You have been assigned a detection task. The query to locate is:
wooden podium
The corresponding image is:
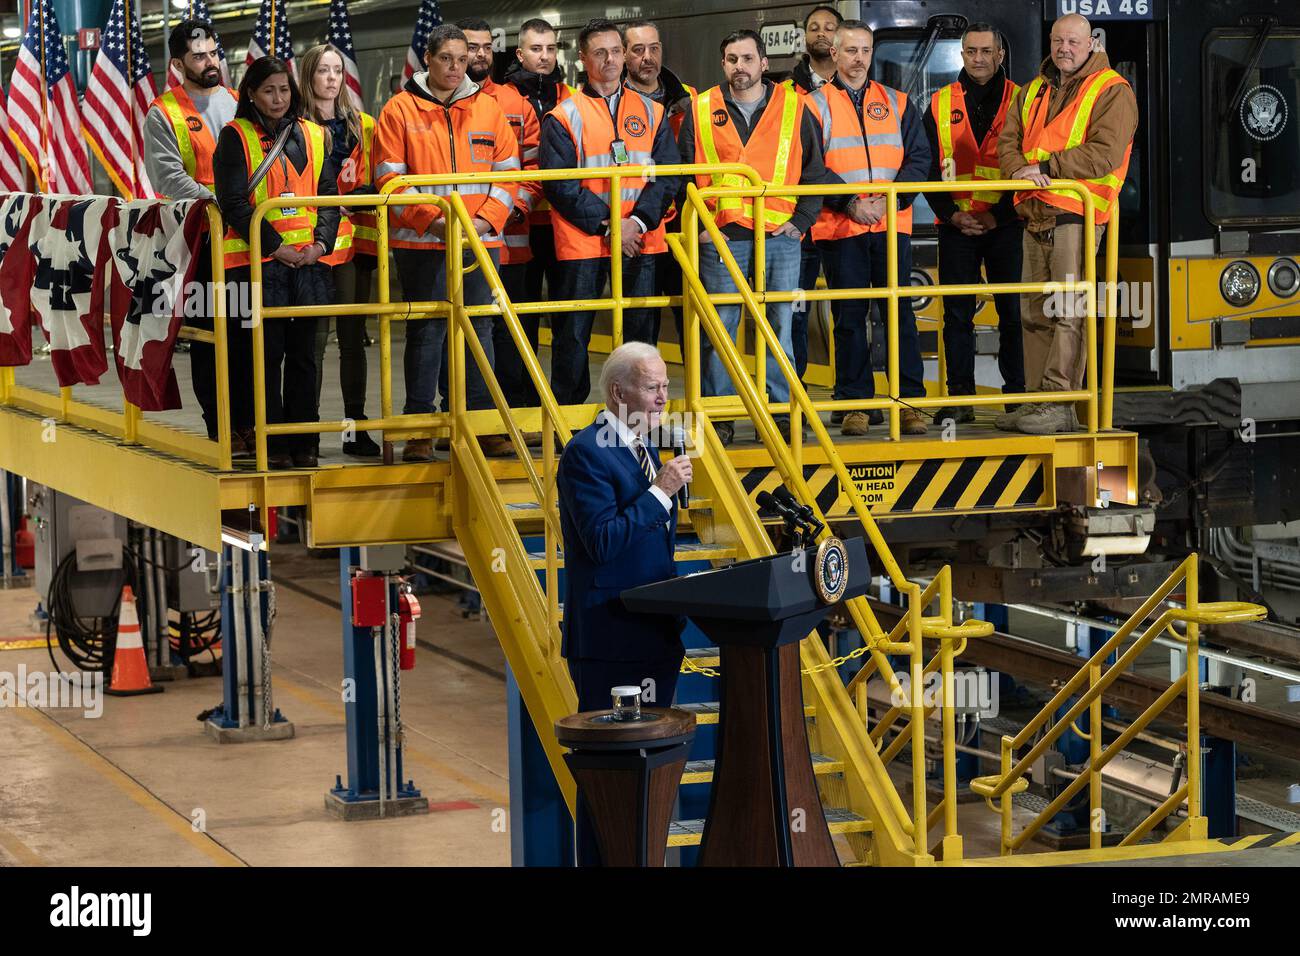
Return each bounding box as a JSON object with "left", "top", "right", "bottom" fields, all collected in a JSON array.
[
  {"left": 622, "top": 537, "right": 870, "bottom": 866},
  {"left": 555, "top": 707, "right": 696, "bottom": 867}
]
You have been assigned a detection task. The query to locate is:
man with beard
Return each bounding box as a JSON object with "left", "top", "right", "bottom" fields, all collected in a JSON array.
[
  {"left": 677, "top": 29, "right": 830, "bottom": 445},
  {"left": 144, "top": 19, "right": 242, "bottom": 454},
  {"left": 790, "top": 4, "right": 841, "bottom": 94},
  {"left": 623, "top": 19, "right": 693, "bottom": 351}
]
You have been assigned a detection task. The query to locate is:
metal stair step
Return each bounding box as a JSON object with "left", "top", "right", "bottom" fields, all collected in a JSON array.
[
  {"left": 667, "top": 807, "right": 872, "bottom": 847},
  {"left": 681, "top": 752, "right": 843, "bottom": 785},
  {"left": 526, "top": 539, "right": 737, "bottom": 570},
  {"left": 676, "top": 701, "right": 815, "bottom": 725},
  {"left": 683, "top": 646, "right": 720, "bottom": 668}
]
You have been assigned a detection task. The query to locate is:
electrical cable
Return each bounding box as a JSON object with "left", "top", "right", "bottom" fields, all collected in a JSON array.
[{"left": 44, "top": 545, "right": 137, "bottom": 674}]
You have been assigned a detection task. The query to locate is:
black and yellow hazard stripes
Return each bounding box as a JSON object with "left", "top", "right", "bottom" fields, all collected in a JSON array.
[{"left": 740, "top": 453, "right": 1052, "bottom": 518}]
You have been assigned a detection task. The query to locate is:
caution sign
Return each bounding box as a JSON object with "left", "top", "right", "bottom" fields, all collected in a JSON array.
[{"left": 739, "top": 454, "right": 1052, "bottom": 519}]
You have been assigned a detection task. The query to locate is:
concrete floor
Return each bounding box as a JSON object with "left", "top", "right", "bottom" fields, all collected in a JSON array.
[{"left": 0, "top": 561, "right": 510, "bottom": 867}]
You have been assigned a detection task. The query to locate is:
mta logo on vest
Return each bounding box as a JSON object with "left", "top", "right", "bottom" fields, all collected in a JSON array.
[
  {"left": 185, "top": 116, "right": 203, "bottom": 133},
  {"left": 623, "top": 115, "right": 647, "bottom": 137},
  {"left": 711, "top": 109, "right": 728, "bottom": 127},
  {"left": 867, "top": 100, "right": 891, "bottom": 120},
  {"left": 950, "top": 108, "right": 964, "bottom": 124}
]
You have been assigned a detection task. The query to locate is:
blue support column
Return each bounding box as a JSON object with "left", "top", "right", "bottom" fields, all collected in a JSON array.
[
  {"left": 205, "top": 546, "right": 292, "bottom": 741},
  {"left": 327, "top": 547, "right": 424, "bottom": 817},
  {"left": 1202, "top": 735, "right": 1236, "bottom": 839},
  {"left": 507, "top": 664, "right": 573, "bottom": 866}
]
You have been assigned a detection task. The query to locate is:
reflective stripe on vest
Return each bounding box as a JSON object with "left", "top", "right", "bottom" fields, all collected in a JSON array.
[
  {"left": 810, "top": 81, "right": 913, "bottom": 240},
  {"left": 156, "top": 88, "right": 217, "bottom": 193},
  {"left": 1016, "top": 69, "right": 1131, "bottom": 223},
  {"left": 549, "top": 88, "right": 667, "bottom": 260},
  {"left": 224, "top": 118, "right": 325, "bottom": 268},
  {"left": 933, "top": 79, "right": 1019, "bottom": 217},
  {"left": 693, "top": 84, "right": 801, "bottom": 231}
]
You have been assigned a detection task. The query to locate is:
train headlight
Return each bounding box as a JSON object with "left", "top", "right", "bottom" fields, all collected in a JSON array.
[
  {"left": 1267, "top": 258, "right": 1300, "bottom": 298},
  {"left": 909, "top": 268, "right": 933, "bottom": 312},
  {"left": 1219, "top": 260, "right": 1260, "bottom": 307}
]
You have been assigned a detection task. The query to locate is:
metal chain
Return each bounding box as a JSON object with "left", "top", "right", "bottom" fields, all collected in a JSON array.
[
  {"left": 679, "top": 636, "right": 883, "bottom": 679},
  {"left": 390, "top": 612, "right": 403, "bottom": 750},
  {"left": 261, "top": 580, "right": 274, "bottom": 729}
]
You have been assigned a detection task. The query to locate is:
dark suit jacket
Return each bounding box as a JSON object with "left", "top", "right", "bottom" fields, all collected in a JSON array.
[{"left": 556, "top": 414, "right": 683, "bottom": 662}]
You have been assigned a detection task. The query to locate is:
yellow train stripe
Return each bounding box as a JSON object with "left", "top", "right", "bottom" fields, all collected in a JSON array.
[{"left": 15, "top": 706, "right": 246, "bottom": 867}]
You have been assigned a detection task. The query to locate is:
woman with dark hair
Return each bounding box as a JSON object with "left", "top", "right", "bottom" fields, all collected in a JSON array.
[
  {"left": 214, "top": 55, "right": 340, "bottom": 469},
  {"left": 300, "top": 43, "right": 381, "bottom": 459}
]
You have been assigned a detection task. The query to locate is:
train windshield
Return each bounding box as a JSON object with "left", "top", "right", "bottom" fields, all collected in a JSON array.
[
  {"left": 1205, "top": 28, "right": 1300, "bottom": 225},
  {"left": 873, "top": 32, "right": 965, "bottom": 229}
]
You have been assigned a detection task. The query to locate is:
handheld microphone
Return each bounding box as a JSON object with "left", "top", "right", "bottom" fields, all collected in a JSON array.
[{"left": 670, "top": 425, "right": 689, "bottom": 509}]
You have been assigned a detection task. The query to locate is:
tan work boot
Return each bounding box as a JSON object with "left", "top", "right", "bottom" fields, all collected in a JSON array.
[
  {"left": 479, "top": 434, "right": 515, "bottom": 457},
  {"left": 1016, "top": 402, "right": 1080, "bottom": 435},
  {"left": 995, "top": 403, "right": 1036, "bottom": 431},
  {"left": 402, "top": 438, "right": 433, "bottom": 462},
  {"left": 841, "top": 411, "right": 871, "bottom": 436},
  {"left": 523, "top": 431, "right": 543, "bottom": 448},
  {"left": 901, "top": 408, "right": 929, "bottom": 436}
]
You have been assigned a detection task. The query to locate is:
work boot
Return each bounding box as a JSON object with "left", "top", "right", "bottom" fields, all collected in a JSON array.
[
  {"left": 715, "top": 421, "right": 735, "bottom": 446},
  {"left": 933, "top": 406, "right": 975, "bottom": 429},
  {"left": 231, "top": 429, "right": 255, "bottom": 460},
  {"left": 480, "top": 434, "right": 515, "bottom": 457},
  {"left": 435, "top": 436, "right": 451, "bottom": 451},
  {"left": 995, "top": 403, "right": 1037, "bottom": 431},
  {"left": 402, "top": 438, "right": 433, "bottom": 462},
  {"left": 772, "top": 415, "right": 809, "bottom": 443},
  {"left": 1017, "top": 402, "right": 1080, "bottom": 435},
  {"left": 841, "top": 411, "right": 871, "bottom": 436},
  {"left": 292, "top": 450, "right": 318, "bottom": 469},
  {"left": 268, "top": 451, "right": 293, "bottom": 470},
  {"left": 523, "top": 431, "right": 543, "bottom": 448},
  {"left": 901, "top": 408, "right": 929, "bottom": 436},
  {"left": 343, "top": 431, "right": 381, "bottom": 459}
]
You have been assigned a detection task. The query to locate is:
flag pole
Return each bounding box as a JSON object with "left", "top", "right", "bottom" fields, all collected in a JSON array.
[
  {"left": 268, "top": 0, "right": 276, "bottom": 59},
  {"left": 36, "top": 0, "right": 52, "bottom": 190},
  {"left": 124, "top": 0, "right": 136, "bottom": 196}
]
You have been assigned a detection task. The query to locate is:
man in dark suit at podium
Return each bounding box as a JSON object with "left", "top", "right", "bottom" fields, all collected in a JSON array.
[{"left": 557, "top": 341, "right": 693, "bottom": 712}]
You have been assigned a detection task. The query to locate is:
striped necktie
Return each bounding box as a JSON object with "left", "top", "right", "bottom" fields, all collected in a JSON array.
[{"left": 634, "top": 441, "right": 655, "bottom": 482}]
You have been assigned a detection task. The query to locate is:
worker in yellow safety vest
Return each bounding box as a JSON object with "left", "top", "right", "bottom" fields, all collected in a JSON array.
[
  {"left": 676, "top": 28, "right": 831, "bottom": 446},
  {"left": 143, "top": 18, "right": 239, "bottom": 451},
  {"left": 997, "top": 12, "right": 1136, "bottom": 435},
  {"left": 923, "top": 23, "right": 1026, "bottom": 431}
]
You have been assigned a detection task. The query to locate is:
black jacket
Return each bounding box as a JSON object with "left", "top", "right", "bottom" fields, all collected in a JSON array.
[
  {"left": 677, "top": 81, "right": 835, "bottom": 239},
  {"left": 214, "top": 112, "right": 340, "bottom": 255},
  {"left": 504, "top": 60, "right": 570, "bottom": 122},
  {"left": 922, "top": 68, "right": 1018, "bottom": 226},
  {"left": 789, "top": 55, "right": 832, "bottom": 95},
  {"left": 538, "top": 84, "right": 681, "bottom": 237}
]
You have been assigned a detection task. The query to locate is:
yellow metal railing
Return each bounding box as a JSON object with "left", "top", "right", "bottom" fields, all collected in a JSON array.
[{"left": 968, "top": 554, "right": 1265, "bottom": 855}]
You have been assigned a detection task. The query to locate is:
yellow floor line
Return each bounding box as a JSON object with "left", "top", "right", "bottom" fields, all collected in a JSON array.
[
  {"left": 0, "top": 825, "right": 45, "bottom": 865},
  {"left": 16, "top": 707, "right": 245, "bottom": 867},
  {"left": 274, "top": 674, "right": 510, "bottom": 806},
  {"left": 0, "top": 639, "right": 48, "bottom": 651}
]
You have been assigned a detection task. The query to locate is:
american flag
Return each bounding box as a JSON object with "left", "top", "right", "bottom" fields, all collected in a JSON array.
[
  {"left": 246, "top": 0, "right": 295, "bottom": 72},
  {"left": 327, "top": 0, "right": 364, "bottom": 112},
  {"left": 0, "top": 89, "right": 26, "bottom": 192},
  {"left": 166, "top": 0, "right": 232, "bottom": 89},
  {"left": 404, "top": 0, "right": 442, "bottom": 80},
  {"left": 6, "top": 0, "right": 93, "bottom": 195},
  {"left": 83, "top": 0, "right": 157, "bottom": 199}
]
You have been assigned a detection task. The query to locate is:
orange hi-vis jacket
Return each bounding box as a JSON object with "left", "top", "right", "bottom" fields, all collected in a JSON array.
[
  {"left": 546, "top": 88, "right": 667, "bottom": 261},
  {"left": 151, "top": 85, "right": 221, "bottom": 195},
  {"left": 223, "top": 118, "right": 325, "bottom": 270},
  {"left": 323, "top": 111, "right": 378, "bottom": 266},
  {"left": 523, "top": 81, "right": 574, "bottom": 227},
  {"left": 931, "top": 78, "right": 1018, "bottom": 222},
  {"left": 1015, "top": 68, "right": 1132, "bottom": 225},
  {"left": 691, "top": 83, "right": 805, "bottom": 232},
  {"left": 373, "top": 77, "right": 521, "bottom": 250},
  {"left": 482, "top": 78, "right": 540, "bottom": 265},
  {"left": 807, "top": 80, "right": 913, "bottom": 240}
]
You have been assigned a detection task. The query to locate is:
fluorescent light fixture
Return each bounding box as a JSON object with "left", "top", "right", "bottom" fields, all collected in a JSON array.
[
  {"left": 172, "top": 0, "right": 188, "bottom": 8},
  {"left": 3, "top": 25, "right": 21, "bottom": 39}
]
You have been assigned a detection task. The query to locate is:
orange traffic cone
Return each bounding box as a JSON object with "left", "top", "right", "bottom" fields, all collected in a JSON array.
[{"left": 106, "top": 585, "right": 164, "bottom": 697}]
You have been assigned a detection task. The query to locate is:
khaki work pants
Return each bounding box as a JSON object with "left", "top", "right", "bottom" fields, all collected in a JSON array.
[{"left": 1020, "top": 223, "right": 1105, "bottom": 392}]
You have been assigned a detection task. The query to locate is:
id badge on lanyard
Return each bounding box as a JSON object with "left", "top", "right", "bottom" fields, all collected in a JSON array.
[
  {"left": 277, "top": 156, "right": 298, "bottom": 216},
  {"left": 611, "top": 138, "right": 629, "bottom": 166}
]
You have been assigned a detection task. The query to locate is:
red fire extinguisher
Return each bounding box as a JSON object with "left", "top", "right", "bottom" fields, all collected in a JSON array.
[{"left": 398, "top": 584, "right": 421, "bottom": 671}]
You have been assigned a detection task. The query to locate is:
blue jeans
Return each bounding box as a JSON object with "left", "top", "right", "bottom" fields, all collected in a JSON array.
[
  {"left": 818, "top": 231, "right": 926, "bottom": 400},
  {"left": 699, "top": 233, "right": 800, "bottom": 403},
  {"left": 394, "top": 246, "right": 498, "bottom": 415},
  {"left": 794, "top": 236, "right": 822, "bottom": 379},
  {"left": 552, "top": 253, "right": 658, "bottom": 406}
]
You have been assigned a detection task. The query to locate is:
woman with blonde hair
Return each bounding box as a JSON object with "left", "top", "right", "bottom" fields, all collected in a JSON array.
[{"left": 300, "top": 42, "right": 381, "bottom": 458}]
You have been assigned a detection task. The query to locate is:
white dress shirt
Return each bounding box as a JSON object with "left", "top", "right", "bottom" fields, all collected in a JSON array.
[{"left": 599, "top": 410, "right": 673, "bottom": 514}]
